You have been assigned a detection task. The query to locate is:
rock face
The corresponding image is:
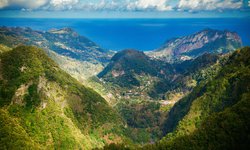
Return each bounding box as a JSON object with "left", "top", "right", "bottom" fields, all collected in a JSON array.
[{"left": 148, "top": 28, "right": 242, "bottom": 62}]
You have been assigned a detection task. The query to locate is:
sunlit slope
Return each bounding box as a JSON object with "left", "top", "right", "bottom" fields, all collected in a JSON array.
[
  {"left": 150, "top": 47, "right": 250, "bottom": 149},
  {"left": 0, "top": 45, "right": 126, "bottom": 149}
]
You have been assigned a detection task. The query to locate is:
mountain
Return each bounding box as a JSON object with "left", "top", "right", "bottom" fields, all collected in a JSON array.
[
  {"left": 97, "top": 49, "right": 178, "bottom": 102},
  {"left": 0, "top": 45, "right": 128, "bottom": 149},
  {"left": 0, "top": 27, "right": 114, "bottom": 81},
  {"left": 150, "top": 55, "right": 220, "bottom": 102},
  {"left": 98, "top": 49, "right": 220, "bottom": 100},
  {"left": 0, "top": 27, "right": 112, "bottom": 63},
  {"left": 146, "top": 47, "right": 250, "bottom": 149},
  {"left": 0, "top": 27, "right": 247, "bottom": 149},
  {"left": 103, "top": 47, "right": 250, "bottom": 149},
  {"left": 97, "top": 29, "right": 242, "bottom": 101},
  {"left": 174, "top": 53, "right": 219, "bottom": 74},
  {"left": 97, "top": 49, "right": 176, "bottom": 142},
  {"left": 98, "top": 49, "right": 173, "bottom": 88},
  {"left": 96, "top": 49, "right": 222, "bottom": 143},
  {"left": 148, "top": 28, "right": 242, "bottom": 62}
]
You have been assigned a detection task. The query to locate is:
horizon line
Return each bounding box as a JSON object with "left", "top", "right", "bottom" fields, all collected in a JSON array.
[{"left": 0, "top": 17, "right": 249, "bottom": 19}]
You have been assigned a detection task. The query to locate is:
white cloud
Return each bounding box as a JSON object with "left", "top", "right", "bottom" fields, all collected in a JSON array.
[
  {"left": 81, "top": 0, "right": 121, "bottom": 11},
  {"left": 47, "top": 0, "right": 79, "bottom": 10},
  {"left": 2, "top": 0, "right": 49, "bottom": 9},
  {"left": 128, "top": 0, "right": 172, "bottom": 11},
  {"left": 0, "top": 0, "right": 79, "bottom": 10},
  {"left": 0, "top": 0, "right": 246, "bottom": 12},
  {"left": 248, "top": 0, "right": 250, "bottom": 7},
  {"left": 178, "top": 0, "right": 243, "bottom": 11},
  {"left": 0, "top": 0, "right": 120, "bottom": 11}
]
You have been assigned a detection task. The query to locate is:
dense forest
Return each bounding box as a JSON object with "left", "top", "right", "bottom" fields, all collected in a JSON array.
[
  {"left": 103, "top": 47, "right": 250, "bottom": 149},
  {"left": 0, "top": 46, "right": 129, "bottom": 149}
]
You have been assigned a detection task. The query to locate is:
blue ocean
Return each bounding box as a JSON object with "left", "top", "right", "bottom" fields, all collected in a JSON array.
[{"left": 0, "top": 18, "right": 249, "bottom": 51}]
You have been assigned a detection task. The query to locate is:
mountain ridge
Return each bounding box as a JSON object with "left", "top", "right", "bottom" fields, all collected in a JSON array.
[
  {"left": 0, "top": 45, "right": 128, "bottom": 149},
  {"left": 103, "top": 47, "right": 250, "bottom": 149},
  {"left": 0, "top": 26, "right": 112, "bottom": 63},
  {"left": 0, "top": 27, "right": 248, "bottom": 149},
  {"left": 148, "top": 28, "right": 242, "bottom": 62},
  {"left": 0, "top": 26, "right": 114, "bottom": 81}
]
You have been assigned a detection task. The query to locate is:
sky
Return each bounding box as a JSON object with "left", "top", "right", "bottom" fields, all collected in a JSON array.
[{"left": 0, "top": 0, "right": 250, "bottom": 18}]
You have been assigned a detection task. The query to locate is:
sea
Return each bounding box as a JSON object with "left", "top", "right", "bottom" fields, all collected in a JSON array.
[{"left": 0, "top": 18, "right": 249, "bottom": 51}]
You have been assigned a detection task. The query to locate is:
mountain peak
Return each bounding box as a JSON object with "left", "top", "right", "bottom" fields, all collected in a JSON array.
[
  {"left": 197, "top": 28, "right": 239, "bottom": 36},
  {"left": 111, "top": 49, "right": 146, "bottom": 61},
  {"left": 98, "top": 49, "right": 173, "bottom": 89},
  {"left": 0, "top": 26, "right": 110, "bottom": 65},
  {"left": 48, "top": 27, "right": 76, "bottom": 34},
  {"left": 149, "top": 28, "right": 242, "bottom": 62}
]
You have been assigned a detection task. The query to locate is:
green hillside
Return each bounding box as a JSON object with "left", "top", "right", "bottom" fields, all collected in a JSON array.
[
  {"left": 96, "top": 49, "right": 225, "bottom": 143},
  {"left": 0, "top": 27, "right": 113, "bottom": 82},
  {"left": 0, "top": 45, "right": 127, "bottom": 149},
  {"left": 146, "top": 46, "right": 250, "bottom": 149},
  {"left": 0, "top": 28, "right": 248, "bottom": 150},
  {"left": 103, "top": 47, "right": 250, "bottom": 149},
  {"left": 98, "top": 49, "right": 173, "bottom": 88},
  {"left": 98, "top": 49, "right": 222, "bottom": 100}
]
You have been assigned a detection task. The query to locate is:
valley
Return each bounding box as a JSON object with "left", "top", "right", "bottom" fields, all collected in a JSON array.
[{"left": 0, "top": 26, "right": 249, "bottom": 149}]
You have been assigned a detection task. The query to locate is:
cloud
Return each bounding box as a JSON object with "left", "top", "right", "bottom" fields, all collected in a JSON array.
[
  {"left": 0, "top": 0, "right": 246, "bottom": 12},
  {"left": 46, "top": 0, "right": 79, "bottom": 10},
  {"left": 178, "top": 0, "right": 243, "bottom": 11},
  {"left": 73, "top": 0, "right": 172, "bottom": 12},
  {"left": 0, "top": 0, "right": 173, "bottom": 11},
  {"left": 0, "top": 0, "right": 79, "bottom": 10},
  {"left": 128, "top": 0, "right": 172, "bottom": 11},
  {"left": 77, "top": 0, "right": 122, "bottom": 11},
  {"left": 1, "top": 0, "right": 49, "bottom": 9}
]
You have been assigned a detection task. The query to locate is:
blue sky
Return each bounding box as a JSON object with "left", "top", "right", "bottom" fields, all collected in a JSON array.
[{"left": 0, "top": 0, "right": 250, "bottom": 18}]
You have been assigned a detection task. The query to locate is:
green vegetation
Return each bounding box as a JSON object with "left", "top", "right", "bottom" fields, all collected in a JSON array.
[
  {"left": 0, "top": 27, "right": 114, "bottom": 85},
  {"left": 0, "top": 45, "right": 50, "bottom": 105},
  {"left": 0, "top": 44, "right": 11, "bottom": 53},
  {"left": 116, "top": 100, "right": 168, "bottom": 143},
  {"left": 98, "top": 49, "right": 173, "bottom": 89},
  {"left": 98, "top": 49, "right": 223, "bottom": 101},
  {"left": 0, "top": 27, "right": 249, "bottom": 150},
  {"left": 102, "top": 47, "right": 250, "bottom": 149},
  {"left": 154, "top": 93, "right": 250, "bottom": 150},
  {"left": 96, "top": 49, "right": 229, "bottom": 144},
  {"left": 0, "top": 45, "right": 129, "bottom": 149},
  {"left": 146, "top": 47, "right": 250, "bottom": 149},
  {"left": 163, "top": 47, "right": 250, "bottom": 135},
  {"left": 24, "top": 84, "right": 41, "bottom": 109},
  {"left": 0, "top": 109, "right": 39, "bottom": 149}
]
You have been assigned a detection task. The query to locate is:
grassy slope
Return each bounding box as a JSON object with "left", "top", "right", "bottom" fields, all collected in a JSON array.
[
  {"left": 0, "top": 46, "right": 127, "bottom": 149},
  {"left": 153, "top": 47, "right": 250, "bottom": 149},
  {"left": 96, "top": 50, "right": 223, "bottom": 144},
  {"left": 157, "top": 92, "right": 250, "bottom": 150},
  {"left": 0, "top": 27, "right": 113, "bottom": 83},
  {"left": 103, "top": 47, "right": 250, "bottom": 149}
]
